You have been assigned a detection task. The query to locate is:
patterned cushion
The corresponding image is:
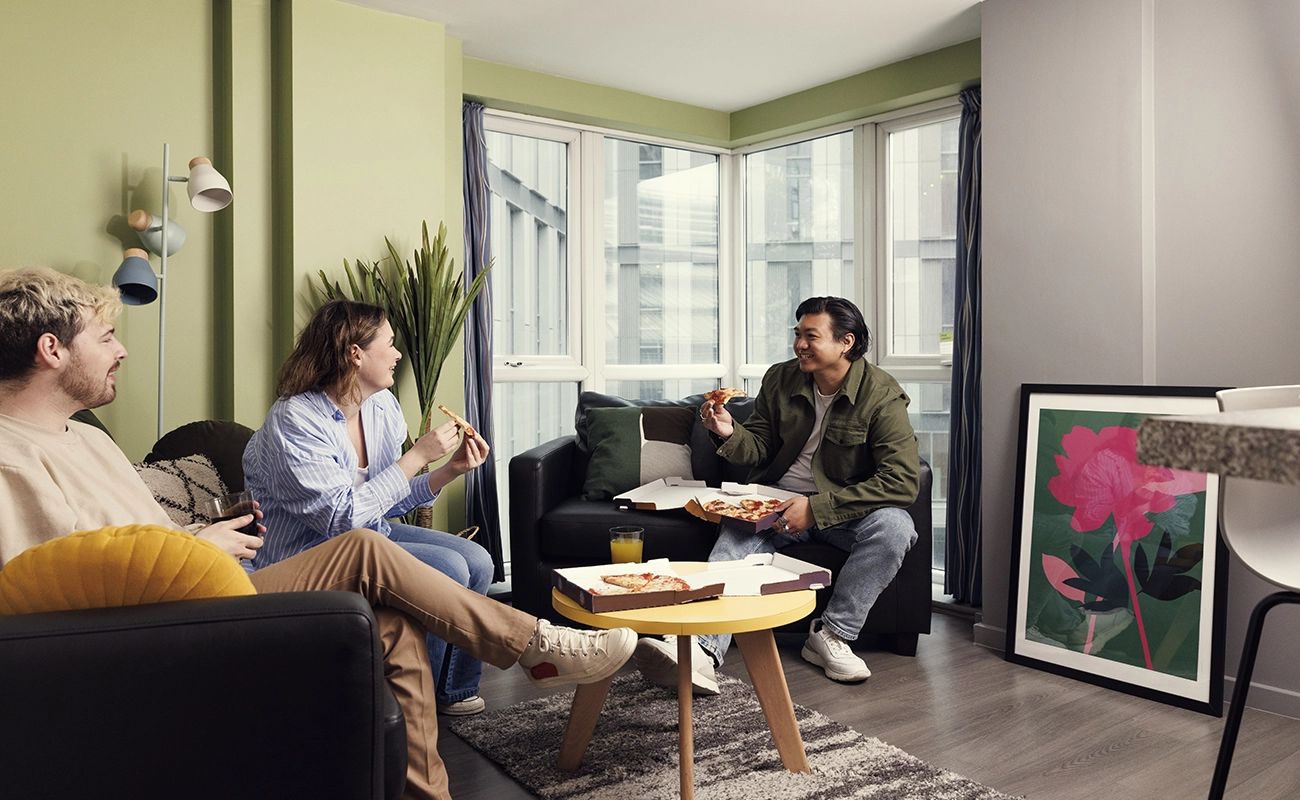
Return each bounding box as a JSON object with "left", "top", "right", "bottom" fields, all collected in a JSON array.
[
  {"left": 0, "top": 524, "right": 256, "bottom": 615},
  {"left": 134, "top": 454, "right": 228, "bottom": 528},
  {"left": 581, "top": 406, "right": 695, "bottom": 500}
]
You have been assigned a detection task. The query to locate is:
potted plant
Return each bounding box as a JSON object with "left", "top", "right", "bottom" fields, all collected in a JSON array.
[{"left": 316, "top": 221, "right": 490, "bottom": 528}]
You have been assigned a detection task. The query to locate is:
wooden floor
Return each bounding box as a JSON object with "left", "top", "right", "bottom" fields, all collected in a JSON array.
[{"left": 441, "top": 611, "right": 1300, "bottom": 799}]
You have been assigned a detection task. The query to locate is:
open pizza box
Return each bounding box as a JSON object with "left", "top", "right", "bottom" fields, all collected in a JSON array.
[
  {"left": 614, "top": 479, "right": 801, "bottom": 534},
  {"left": 703, "top": 552, "right": 832, "bottom": 596},
  {"left": 553, "top": 559, "right": 724, "bottom": 613}
]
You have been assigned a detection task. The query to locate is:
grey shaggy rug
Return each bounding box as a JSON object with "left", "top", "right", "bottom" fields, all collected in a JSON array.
[{"left": 447, "top": 674, "right": 1020, "bottom": 800}]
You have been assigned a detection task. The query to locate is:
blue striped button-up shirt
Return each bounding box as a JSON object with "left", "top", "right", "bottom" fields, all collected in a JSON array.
[{"left": 242, "top": 390, "right": 437, "bottom": 571}]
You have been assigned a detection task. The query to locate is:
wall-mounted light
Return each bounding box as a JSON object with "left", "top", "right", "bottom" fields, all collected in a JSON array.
[{"left": 111, "top": 144, "right": 232, "bottom": 439}]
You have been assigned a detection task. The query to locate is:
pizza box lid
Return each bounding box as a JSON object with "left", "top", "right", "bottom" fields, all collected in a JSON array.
[
  {"left": 702, "top": 552, "right": 833, "bottom": 596},
  {"left": 552, "top": 559, "right": 725, "bottom": 613},
  {"left": 683, "top": 483, "right": 803, "bottom": 534},
  {"left": 613, "top": 477, "right": 708, "bottom": 511}
]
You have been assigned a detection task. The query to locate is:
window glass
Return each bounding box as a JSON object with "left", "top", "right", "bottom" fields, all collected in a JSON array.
[
  {"left": 604, "top": 139, "right": 720, "bottom": 369},
  {"left": 489, "top": 381, "right": 579, "bottom": 568},
  {"left": 605, "top": 378, "right": 718, "bottom": 402},
  {"left": 744, "top": 131, "right": 854, "bottom": 365},
  {"left": 899, "top": 380, "right": 951, "bottom": 574},
  {"left": 887, "top": 119, "right": 958, "bottom": 357},
  {"left": 485, "top": 131, "right": 569, "bottom": 358}
]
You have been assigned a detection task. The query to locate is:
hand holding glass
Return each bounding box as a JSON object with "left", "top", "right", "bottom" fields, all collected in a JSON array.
[{"left": 205, "top": 491, "right": 259, "bottom": 535}]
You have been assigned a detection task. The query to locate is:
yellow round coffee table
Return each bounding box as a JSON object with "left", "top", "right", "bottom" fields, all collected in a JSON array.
[{"left": 552, "top": 562, "right": 816, "bottom": 800}]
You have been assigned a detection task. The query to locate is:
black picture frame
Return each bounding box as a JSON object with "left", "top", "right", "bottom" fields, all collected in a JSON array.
[{"left": 1006, "top": 384, "right": 1229, "bottom": 716}]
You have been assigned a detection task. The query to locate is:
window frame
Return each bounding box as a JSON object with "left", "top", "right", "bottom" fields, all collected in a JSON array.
[{"left": 873, "top": 102, "right": 962, "bottom": 383}]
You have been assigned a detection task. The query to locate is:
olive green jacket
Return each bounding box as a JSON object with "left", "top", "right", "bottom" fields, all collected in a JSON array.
[{"left": 715, "top": 357, "right": 921, "bottom": 529}]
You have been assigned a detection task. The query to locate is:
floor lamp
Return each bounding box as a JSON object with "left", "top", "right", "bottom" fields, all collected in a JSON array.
[{"left": 111, "top": 143, "right": 232, "bottom": 440}]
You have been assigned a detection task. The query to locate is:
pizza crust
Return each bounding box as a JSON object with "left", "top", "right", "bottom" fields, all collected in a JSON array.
[{"left": 438, "top": 404, "right": 477, "bottom": 438}]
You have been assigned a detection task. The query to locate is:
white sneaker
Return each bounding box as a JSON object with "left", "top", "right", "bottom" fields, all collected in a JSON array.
[
  {"left": 800, "top": 618, "right": 870, "bottom": 682},
  {"left": 517, "top": 620, "right": 636, "bottom": 690},
  {"left": 633, "top": 636, "right": 720, "bottom": 696},
  {"left": 437, "top": 695, "right": 486, "bottom": 716}
]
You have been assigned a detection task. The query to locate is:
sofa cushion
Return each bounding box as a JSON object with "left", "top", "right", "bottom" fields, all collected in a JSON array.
[
  {"left": 575, "top": 391, "right": 757, "bottom": 487},
  {"left": 0, "top": 524, "right": 256, "bottom": 615},
  {"left": 134, "top": 454, "right": 229, "bottom": 528},
  {"left": 581, "top": 406, "right": 695, "bottom": 500},
  {"left": 144, "top": 419, "right": 255, "bottom": 494}
]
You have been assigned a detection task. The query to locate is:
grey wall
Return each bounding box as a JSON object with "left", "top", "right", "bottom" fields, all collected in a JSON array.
[{"left": 982, "top": 0, "right": 1300, "bottom": 715}]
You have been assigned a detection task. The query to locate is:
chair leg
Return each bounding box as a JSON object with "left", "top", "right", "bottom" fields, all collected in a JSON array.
[{"left": 1207, "top": 590, "right": 1300, "bottom": 800}]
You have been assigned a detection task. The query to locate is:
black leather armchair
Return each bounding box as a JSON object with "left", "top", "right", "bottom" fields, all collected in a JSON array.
[
  {"left": 0, "top": 591, "right": 406, "bottom": 800},
  {"left": 509, "top": 392, "right": 932, "bottom": 655}
]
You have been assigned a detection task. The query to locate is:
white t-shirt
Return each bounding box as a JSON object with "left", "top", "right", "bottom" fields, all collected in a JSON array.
[{"left": 776, "top": 388, "right": 837, "bottom": 493}]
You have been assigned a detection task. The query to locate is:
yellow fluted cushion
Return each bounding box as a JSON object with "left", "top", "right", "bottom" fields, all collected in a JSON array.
[{"left": 0, "top": 525, "right": 255, "bottom": 615}]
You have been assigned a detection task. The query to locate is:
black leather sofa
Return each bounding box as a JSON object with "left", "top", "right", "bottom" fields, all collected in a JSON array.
[
  {"left": 510, "top": 392, "right": 932, "bottom": 655},
  {"left": 0, "top": 591, "right": 405, "bottom": 800},
  {"left": 0, "top": 415, "right": 406, "bottom": 799}
]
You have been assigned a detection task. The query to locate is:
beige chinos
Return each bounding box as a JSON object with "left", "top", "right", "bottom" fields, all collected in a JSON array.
[{"left": 250, "top": 528, "right": 536, "bottom": 800}]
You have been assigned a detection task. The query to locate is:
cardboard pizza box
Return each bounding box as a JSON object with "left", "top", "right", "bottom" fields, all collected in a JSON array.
[
  {"left": 702, "top": 552, "right": 833, "bottom": 596},
  {"left": 552, "top": 559, "right": 725, "bottom": 613},
  {"left": 613, "top": 477, "right": 707, "bottom": 511},
  {"left": 684, "top": 482, "right": 802, "bottom": 533}
]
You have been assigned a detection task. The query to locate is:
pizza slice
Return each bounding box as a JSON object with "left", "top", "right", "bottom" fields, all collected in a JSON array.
[
  {"left": 598, "top": 572, "right": 691, "bottom": 593},
  {"left": 438, "top": 404, "right": 477, "bottom": 439},
  {"left": 706, "top": 387, "right": 747, "bottom": 407}
]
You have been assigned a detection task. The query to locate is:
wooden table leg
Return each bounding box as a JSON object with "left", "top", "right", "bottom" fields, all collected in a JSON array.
[
  {"left": 734, "top": 630, "right": 811, "bottom": 773},
  {"left": 556, "top": 673, "right": 616, "bottom": 771},
  {"left": 678, "top": 635, "right": 695, "bottom": 800}
]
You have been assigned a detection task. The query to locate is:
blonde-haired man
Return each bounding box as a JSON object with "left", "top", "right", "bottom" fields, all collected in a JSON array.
[{"left": 0, "top": 267, "right": 635, "bottom": 800}]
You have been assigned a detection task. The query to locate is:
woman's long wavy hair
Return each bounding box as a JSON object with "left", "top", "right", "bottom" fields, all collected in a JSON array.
[{"left": 276, "top": 299, "right": 388, "bottom": 404}]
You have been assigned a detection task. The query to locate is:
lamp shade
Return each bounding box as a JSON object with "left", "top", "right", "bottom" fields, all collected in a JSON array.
[
  {"left": 186, "top": 157, "right": 232, "bottom": 212},
  {"left": 128, "top": 209, "right": 186, "bottom": 257},
  {"left": 112, "top": 248, "right": 158, "bottom": 305}
]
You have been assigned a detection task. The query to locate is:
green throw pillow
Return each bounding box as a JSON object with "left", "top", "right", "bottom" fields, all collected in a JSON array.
[{"left": 582, "top": 406, "right": 695, "bottom": 500}]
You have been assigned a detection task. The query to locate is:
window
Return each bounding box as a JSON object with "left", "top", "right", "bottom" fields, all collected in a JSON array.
[
  {"left": 485, "top": 103, "right": 959, "bottom": 587},
  {"left": 484, "top": 117, "right": 724, "bottom": 571}
]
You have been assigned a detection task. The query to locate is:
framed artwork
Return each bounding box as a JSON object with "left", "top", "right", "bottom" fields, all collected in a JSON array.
[{"left": 1007, "top": 384, "right": 1229, "bottom": 715}]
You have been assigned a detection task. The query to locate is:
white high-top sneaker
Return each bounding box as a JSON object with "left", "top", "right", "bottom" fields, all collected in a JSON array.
[
  {"left": 800, "top": 618, "right": 870, "bottom": 682},
  {"left": 632, "top": 635, "right": 720, "bottom": 695}
]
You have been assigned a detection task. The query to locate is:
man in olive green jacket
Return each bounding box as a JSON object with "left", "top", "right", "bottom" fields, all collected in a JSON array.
[{"left": 635, "top": 296, "right": 920, "bottom": 688}]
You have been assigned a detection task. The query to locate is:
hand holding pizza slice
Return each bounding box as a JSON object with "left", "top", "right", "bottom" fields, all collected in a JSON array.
[
  {"left": 438, "top": 404, "right": 477, "bottom": 439},
  {"left": 699, "top": 387, "right": 745, "bottom": 436}
]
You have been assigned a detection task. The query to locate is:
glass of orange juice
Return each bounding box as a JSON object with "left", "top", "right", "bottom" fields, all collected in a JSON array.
[{"left": 609, "top": 526, "right": 644, "bottom": 563}]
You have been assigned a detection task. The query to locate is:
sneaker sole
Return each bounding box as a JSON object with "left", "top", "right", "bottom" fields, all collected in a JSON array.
[
  {"left": 633, "top": 639, "right": 720, "bottom": 696},
  {"left": 801, "top": 644, "right": 871, "bottom": 682},
  {"left": 528, "top": 628, "right": 637, "bottom": 690},
  {"left": 437, "top": 697, "right": 486, "bottom": 716}
]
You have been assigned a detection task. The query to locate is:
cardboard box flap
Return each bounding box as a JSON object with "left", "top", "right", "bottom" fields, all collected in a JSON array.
[
  {"left": 704, "top": 552, "right": 832, "bottom": 596},
  {"left": 614, "top": 477, "right": 708, "bottom": 510}
]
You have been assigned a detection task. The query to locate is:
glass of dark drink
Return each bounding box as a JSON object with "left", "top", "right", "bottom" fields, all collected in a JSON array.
[{"left": 205, "top": 491, "right": 260, "bottom": 535}]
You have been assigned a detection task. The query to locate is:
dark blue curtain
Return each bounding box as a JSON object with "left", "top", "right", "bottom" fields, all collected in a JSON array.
[
  {"left": 462, "top": 101, "right": 504, "bottom": 582},
  {"left": 945, "top": 87, "right": 982, "bottom": 605}
]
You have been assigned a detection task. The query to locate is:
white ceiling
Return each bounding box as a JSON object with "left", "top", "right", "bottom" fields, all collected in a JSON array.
[{"left": 345, "top": 0, "right": 982, "bottom": 112}]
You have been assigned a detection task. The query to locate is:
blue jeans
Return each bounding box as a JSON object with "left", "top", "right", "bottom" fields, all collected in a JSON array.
[
  {"left": 388, "top": 522, "right": 494, "bottom": 703},
  {"left": 697, "top": 506, "right": 917, "bottom": 667}
]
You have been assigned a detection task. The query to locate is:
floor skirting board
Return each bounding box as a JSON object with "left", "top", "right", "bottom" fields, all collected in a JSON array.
[{"left": 968, "top": 622, "right": 1300, "bottom": 721}]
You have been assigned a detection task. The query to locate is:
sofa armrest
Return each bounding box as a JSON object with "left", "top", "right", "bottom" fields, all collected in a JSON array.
[
  {"left": 0, "top": 591, "right": 396, "bottom": 800},
  {"left": 509, "top": 436, "right": 579, "bottom": 618}
]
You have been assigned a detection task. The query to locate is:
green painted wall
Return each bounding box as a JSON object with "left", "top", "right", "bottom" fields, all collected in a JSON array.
[
  {"left": 0, "top": 0, "right": 217, "bottom": 461},
  {"left": 464, "top": 58, "right": 732, "bottom": 148},
  {"left": 465, "top": 39, "right": 981, "bottom": 150},
  {"left": 288, "top": 0, "right": 465, "bottom": 531},
  {"left": 729, "top": 39, "right": 981, "bottom": 146}
]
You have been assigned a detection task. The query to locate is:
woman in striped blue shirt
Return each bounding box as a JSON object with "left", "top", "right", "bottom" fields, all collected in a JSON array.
[{"left": 243, "top": 299, "right": 494, "bottom": 716}]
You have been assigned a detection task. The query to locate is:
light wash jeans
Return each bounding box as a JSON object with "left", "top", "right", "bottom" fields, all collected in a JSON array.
[
  {"left": 697, "top": 506, "right": 917, "bottom": 667},
  {"left": 388, "top": 522, "right": 494, "bottom": 704}
]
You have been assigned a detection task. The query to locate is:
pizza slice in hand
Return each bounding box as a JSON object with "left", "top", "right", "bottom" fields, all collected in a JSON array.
[
  {"left": 438, "top": 404, "right": 477, "bottom": 439},
  {"left": 706, "top": 387, "right": 747, "bottom": 407}
]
